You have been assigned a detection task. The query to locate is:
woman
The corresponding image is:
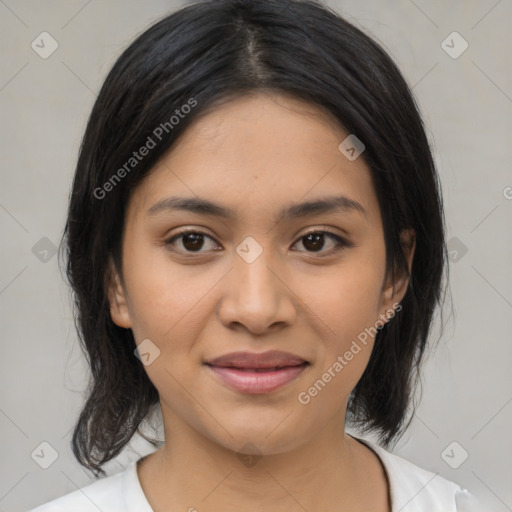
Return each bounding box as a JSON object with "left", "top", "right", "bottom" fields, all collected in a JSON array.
[{"left": 29, "top": 0, "right": 482, "bottom": 510}]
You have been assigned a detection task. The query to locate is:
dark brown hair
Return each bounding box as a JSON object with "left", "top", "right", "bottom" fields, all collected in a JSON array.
[{"left": 60, "top": 0, "right": 448, "bottom": 477}]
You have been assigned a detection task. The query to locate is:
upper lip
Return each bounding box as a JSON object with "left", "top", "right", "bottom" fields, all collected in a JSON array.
[{"left": 205, "top": 350, "right": 308, "bottom": 369}]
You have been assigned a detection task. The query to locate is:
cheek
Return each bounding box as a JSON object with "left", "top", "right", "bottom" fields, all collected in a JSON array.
[
  {"left": 291, "top": 255, "right": 385, "bottom": 397},
  {"left": 297, "top": 257, "right": 384, "bottom": 344},
  {"left": 122, "top": 246, "right": 214, "bottom": 342},
  {"left": 294, "top": 293, "right": 379, "bottom": 418}
]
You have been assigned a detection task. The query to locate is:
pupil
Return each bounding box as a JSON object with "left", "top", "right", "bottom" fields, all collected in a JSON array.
[
  {"left": 183, "top": 233, "right": 204, "bottom": 251},
  {"left": 304, "top": 233, "right": 324, "bottom": 252}
]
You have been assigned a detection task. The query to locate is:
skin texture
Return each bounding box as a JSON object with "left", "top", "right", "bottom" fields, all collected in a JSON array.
[{"left": 108, "top": 92, "right": 415, "bottom": 512}]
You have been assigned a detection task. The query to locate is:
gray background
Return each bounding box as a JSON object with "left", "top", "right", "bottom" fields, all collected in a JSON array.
[{"left": 1, "top": 0, "right": 511, "bottom": 510}]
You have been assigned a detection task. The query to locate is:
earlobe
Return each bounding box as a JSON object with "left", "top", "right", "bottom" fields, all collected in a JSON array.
[{"left": 106, "top": 258, "right": 132, "bottom": 329}]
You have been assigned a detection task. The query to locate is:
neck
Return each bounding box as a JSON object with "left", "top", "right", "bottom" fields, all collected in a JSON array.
[{"left": 137, "top": 406, "right": 390, "bottom": 512}]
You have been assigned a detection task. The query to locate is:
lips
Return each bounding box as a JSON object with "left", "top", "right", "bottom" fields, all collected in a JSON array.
[
  {"left": 204, "top": 350, "right": 309, "bottom": 394},
  {"left": 205, "top": 350, "right": 308, "bottom": 369}
]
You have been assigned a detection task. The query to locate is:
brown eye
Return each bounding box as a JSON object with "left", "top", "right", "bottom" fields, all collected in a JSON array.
[
  {"left": 165, "top": 230, "right": 219, "bottom": 253},
  {"left": 181, "top": 232, "right": 206, "bottom": 251},
  {"left": 164, "top": 229, "right": 351, "bottom": 257},
  {"left": 293, "top": 231, "right": 350, "bottom": 256},
  {"left": 302, "top": 232, "right": 327, "bottom": 252}
]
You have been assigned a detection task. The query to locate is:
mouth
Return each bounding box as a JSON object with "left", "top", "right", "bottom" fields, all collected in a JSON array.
[{"left": 204, "top": 350, "right": 310, "bottom": 394}]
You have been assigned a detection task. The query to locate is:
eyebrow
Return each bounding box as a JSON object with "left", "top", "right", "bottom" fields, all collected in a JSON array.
[{"left": 147, "top": 194, "right": 367, "bottom": 222}]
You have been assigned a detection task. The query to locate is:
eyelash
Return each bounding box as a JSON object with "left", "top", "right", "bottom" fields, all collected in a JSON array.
[{"left": 163, "top": 228, "right": 351, "bottom": 257}]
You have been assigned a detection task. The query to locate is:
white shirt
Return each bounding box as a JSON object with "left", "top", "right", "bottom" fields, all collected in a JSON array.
[{"left": 28, "top": 438, "right": 482, "bottom": 512}]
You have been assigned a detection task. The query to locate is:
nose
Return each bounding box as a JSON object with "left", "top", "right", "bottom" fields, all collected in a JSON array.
[{"left": 216, "top": 246, "right": 297, "bottom": 335}]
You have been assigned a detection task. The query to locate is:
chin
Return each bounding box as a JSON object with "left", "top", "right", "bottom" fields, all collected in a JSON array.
[{"left": 203, "top": 417, "right": 312, "bottom": 457}]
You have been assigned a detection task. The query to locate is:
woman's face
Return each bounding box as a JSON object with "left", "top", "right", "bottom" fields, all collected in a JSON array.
[{"left": 108, "top": 93, "right": 413, "bottom": 456}]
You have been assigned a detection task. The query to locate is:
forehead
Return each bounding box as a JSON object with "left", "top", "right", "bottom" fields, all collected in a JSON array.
[
  {"left": 128, "top": 93, "right": 380, "bottom": 227},
  {"left": 168, "top": 93, "right": 349, "bottom": 165}
]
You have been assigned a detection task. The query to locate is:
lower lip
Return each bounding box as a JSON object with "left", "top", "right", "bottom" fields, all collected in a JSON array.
[{"left": 206, "top": 363, "right": 308, "bottom": 394}]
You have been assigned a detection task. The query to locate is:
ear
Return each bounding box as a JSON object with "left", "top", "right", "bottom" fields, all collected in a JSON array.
[
  {"left": 106, "top": 257, "right": 132, "bottom": 329},
  {"left": 378, "top": 228, "right": 416, "bottom": 318}
]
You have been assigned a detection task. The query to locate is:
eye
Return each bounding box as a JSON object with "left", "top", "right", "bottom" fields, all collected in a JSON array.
[
  {"left": 164, "top": 230, "right": 220, "bottom": 254},
  {"left": 292, "top": 230, "right": 350, "bottom": 256},
  {"left": 164, "top": 228, "right": 351, "bottom": 256}
]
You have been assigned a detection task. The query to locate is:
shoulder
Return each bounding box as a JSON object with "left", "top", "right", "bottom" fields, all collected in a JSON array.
[
  {"left": 27, "top": 460, "right": 148, "bottom": 512},
  {"left": 357, "top": 438, "right": 483, "bottom": 512}
]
